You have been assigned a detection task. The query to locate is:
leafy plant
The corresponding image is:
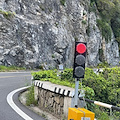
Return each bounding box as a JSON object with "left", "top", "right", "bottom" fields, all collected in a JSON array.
[{"left": 52, "top": 54, "right": 55, "bottom": 58}]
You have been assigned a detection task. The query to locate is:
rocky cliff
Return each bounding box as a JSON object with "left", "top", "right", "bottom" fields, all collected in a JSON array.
[{"left": 0, "top": 0, "right": 119, "bottom": 69}]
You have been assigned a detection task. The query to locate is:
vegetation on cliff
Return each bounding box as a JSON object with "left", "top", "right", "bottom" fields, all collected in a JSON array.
[
  {"left": 0, "top": 9, "right": 15, "bottom": 19},
  {"left": 91, "top": 0, "right": 120, "bottom": 50}
]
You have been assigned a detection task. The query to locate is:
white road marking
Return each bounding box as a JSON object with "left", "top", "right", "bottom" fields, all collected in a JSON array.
[{"left": 7, "top": 86, "right": 33, "bottom": 120}]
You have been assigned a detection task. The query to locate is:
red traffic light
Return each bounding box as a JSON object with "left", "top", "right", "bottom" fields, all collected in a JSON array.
[
  {"left": 73, "top": 42, "right": 87, "bottom": 78},
  {"left": 76, "top": 43, "right": 86, "bottom": 54}
]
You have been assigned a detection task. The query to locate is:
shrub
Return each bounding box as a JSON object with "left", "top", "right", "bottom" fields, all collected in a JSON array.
[
  {"left": 97, "top": 61, "right": 109, "bottom": 68},
  {"left": 61, "top": 68, "right": 74, "bottom": 82},
  {"left": 32, "top": 67, "right": 120, "bottom": 118},
  {"left": 32, "top": 69, "right": 58, "bottom": 81},
  {"left": 32, "top": 68, "right": 95, "bottom": 99},
  {"left": 32, "top": 67, "right": 120, "bottom": 106}
]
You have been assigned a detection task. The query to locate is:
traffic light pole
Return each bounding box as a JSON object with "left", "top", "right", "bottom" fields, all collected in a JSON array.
[
  {"left": 74, "top": 78, "right": 79, "bottom": 107},
  {"left": 71, "top": 78, "right": 79, "bottom": 108}
]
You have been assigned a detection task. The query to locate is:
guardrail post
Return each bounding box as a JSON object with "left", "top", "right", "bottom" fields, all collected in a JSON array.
[
  {"left": 31, "top": 76, "right": 33, "bottom": 85},
  {"left": 110, "top": 108, "right": 112, "bottom": 116}
]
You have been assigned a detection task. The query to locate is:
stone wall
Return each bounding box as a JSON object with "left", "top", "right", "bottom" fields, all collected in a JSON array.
[
  {"left": 34, "top": 80, "right": 73, "bottom": 119},
  {"left": 38, "top": 88, "right": 65, "bottom": 118}
]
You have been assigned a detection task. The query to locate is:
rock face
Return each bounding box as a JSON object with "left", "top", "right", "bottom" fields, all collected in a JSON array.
[
  {"left": 87, "top": 12, "right": 119, "bottom": 66},
  {"left": 0, "top": 0, "right": 119, "bottom": 68}
]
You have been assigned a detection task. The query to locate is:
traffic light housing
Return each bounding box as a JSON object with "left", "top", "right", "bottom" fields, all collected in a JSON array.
[{"left": 73, "top": 42, "right": 87, "bottom": 78}]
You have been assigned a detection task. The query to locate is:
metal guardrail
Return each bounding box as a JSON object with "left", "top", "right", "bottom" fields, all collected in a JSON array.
[
  {"left": 79, "top": 97, "right": 120, "bottom": 116},
  {"left": 79, "top": 97, "right": 120, "bottom": 111}
]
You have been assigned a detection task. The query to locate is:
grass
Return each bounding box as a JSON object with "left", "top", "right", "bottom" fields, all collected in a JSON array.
[
  {"left": 0, "top": 65, "right": 25, "bottom": 72},
  {"left": 26, "top": 86, "right": 37, "bottom": 106}
]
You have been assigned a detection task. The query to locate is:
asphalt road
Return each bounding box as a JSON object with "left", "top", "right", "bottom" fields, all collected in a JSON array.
[{"left": 0, "top": 72, "right": 45, "bottom": 120}]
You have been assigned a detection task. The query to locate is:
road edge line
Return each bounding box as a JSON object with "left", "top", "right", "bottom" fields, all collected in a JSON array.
[{"left": 7, "top": 86, "right": 33, "bottom": 120}]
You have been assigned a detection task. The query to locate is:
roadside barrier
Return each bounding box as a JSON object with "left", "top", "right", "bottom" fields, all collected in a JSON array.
[{"left": 79, "top": 97, "right": 120, "bottom": 116}]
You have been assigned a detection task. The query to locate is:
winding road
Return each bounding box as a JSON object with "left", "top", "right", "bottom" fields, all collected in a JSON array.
[{"left": 0, "top": 71, "right": 45, "bottom": 120}]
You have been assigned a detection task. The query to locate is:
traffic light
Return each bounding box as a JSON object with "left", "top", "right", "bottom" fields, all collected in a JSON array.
[{"left": 73, "top": 42, "right": 87, "bottom": 78}]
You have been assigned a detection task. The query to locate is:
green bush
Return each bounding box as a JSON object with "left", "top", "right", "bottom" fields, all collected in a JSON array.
[
  {"left": 32, "top": 67, "right": 120, "bottom": 106},
  {"left": 32, "top": 69, "right": 58, "bottom": 81},
  {"left": 32, "top": 67, "right": 120, "bottom": 119},
  {"left": 61, "top": 68, "right": 74, "bottom": 83},
  {"left": 97, "top": 61, "right": 109, "bottom": 68},
  {"left": 95, "top": 108, "right": 110, "bottom": 120},
  {"left": 89, "top": 1, "right": 97, "bottom": 13},
  {"left": 100, "top": 67, "right": 120, "bottom": 105},
  {"left": 32, "top": 68, "right": 95, "bottom": 99}
]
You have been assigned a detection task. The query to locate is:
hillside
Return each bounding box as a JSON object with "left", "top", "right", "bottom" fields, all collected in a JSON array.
[{"left": 0, "top": 0, "right": 119, "bottom": 68}]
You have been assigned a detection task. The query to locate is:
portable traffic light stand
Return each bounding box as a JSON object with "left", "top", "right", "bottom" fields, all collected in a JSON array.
[
  {"left": 69, "top": 42, "right": 95, "bottom": 120},
  {"left": 68, "top": 108, "right": 95, "bottom": 120}
]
